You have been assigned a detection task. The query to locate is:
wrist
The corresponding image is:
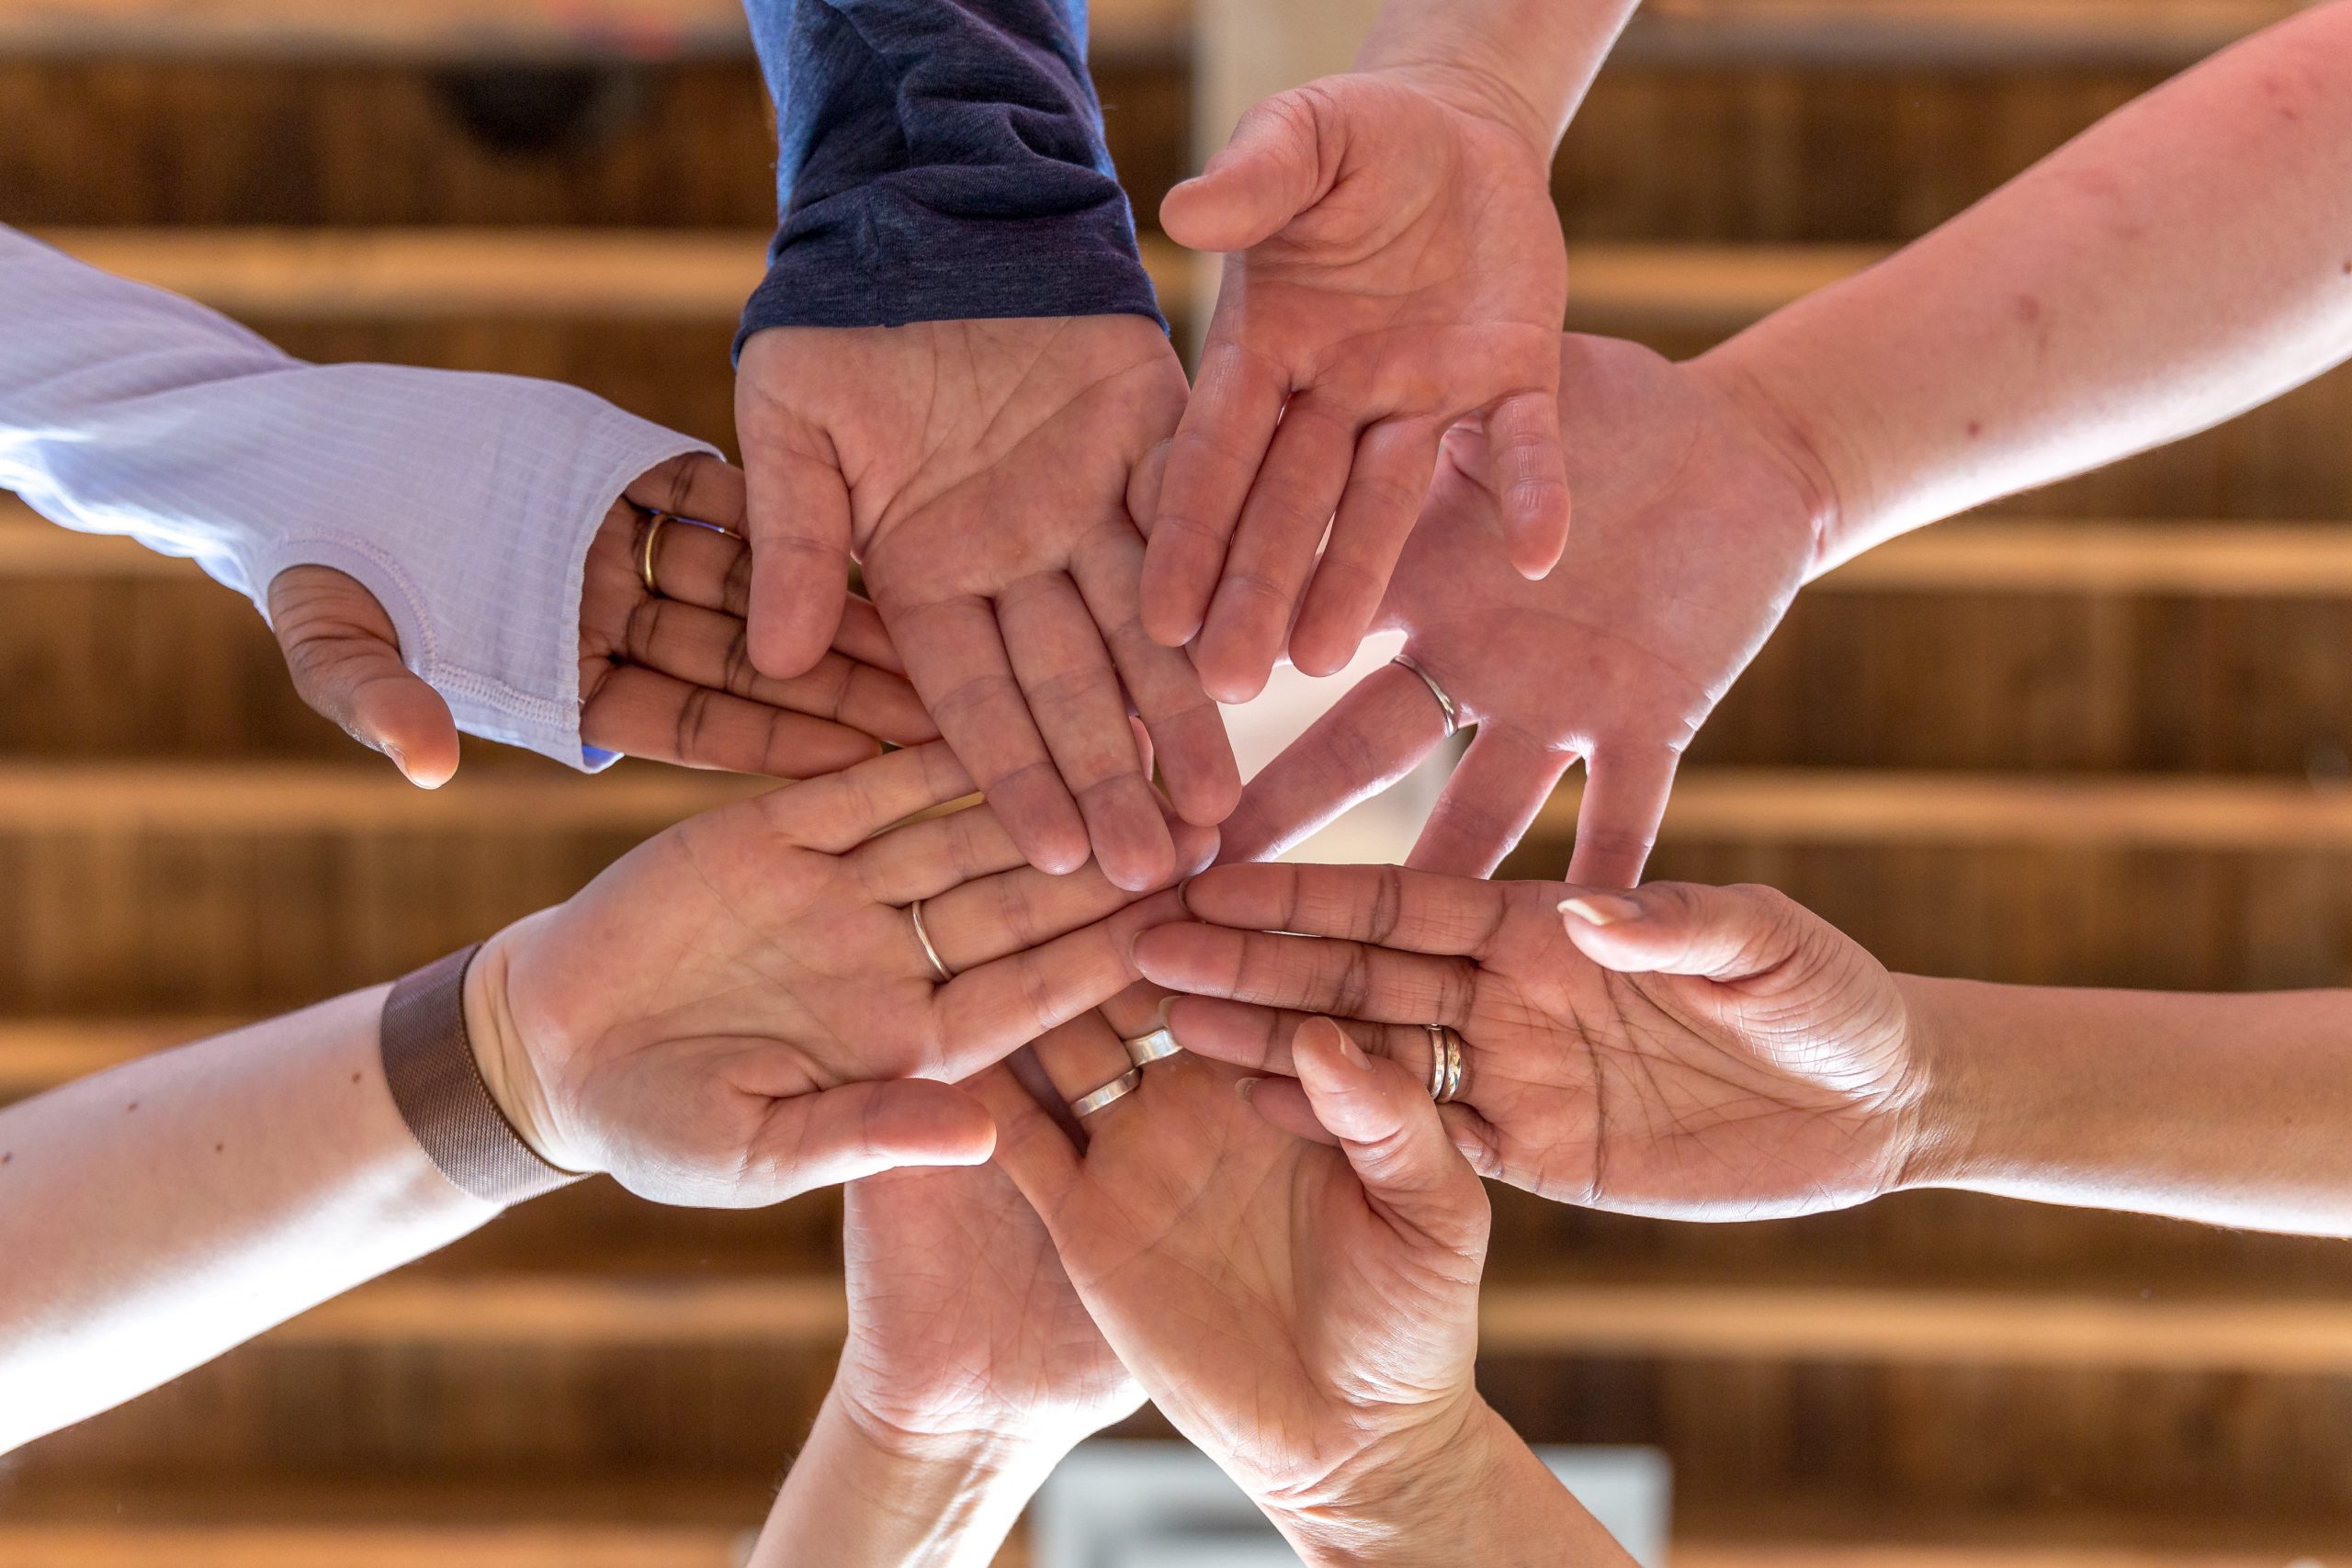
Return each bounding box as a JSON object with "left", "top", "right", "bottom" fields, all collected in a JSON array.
[
  {"left": 1357, "top": 61, "right": 1559, "bottom": 167},
  {"left": 1256, "top": 1396, "right": 1519, "bottom": 1565},
  {"left": 1886, "top": 974, "right": 1996, "bottom": 1194},
  {"left": 461, "top": 912, "right": 588, "bottom": 1175},
  {"left": 1685, "top": 344, "right": 1858, "bottom": 581}
]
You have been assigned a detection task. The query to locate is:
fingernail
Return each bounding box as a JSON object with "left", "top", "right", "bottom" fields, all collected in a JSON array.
[
  {"left": 1334, "top": 1031, "right": 1373, "bottom": 1073},
  {"left": 1152, "top": 995, "right": 1176, "bottom": 1030},
  {"left": 383, "top": 743, "right": 412, "bottom": 781},
  {"left": 1235, "top": 1076, "right": 1261, "bottom": 1104},
  {"left": 1560, "top": 893, "right": 1644, "bottom": 928}
]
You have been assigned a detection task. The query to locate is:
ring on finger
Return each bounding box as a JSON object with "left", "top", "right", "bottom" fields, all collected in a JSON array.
[
  {"left": 909, "top": 898, "right": 954, "bottom": 983},
  {"left": 1070, "top": 1066, "right": 1144, "bottom": 1118},
  {"left": 1121, "top": 1025, "right": 1182, "bottom": 1067},
  {"left": 638, "top": 509, "right": 675, "bottom": 596},
  {"left": 1425, "top": 1022, "right": 1465, "bottom": 1104},
  {"left": 1394, "top": 654, "right": 1459, "bottom": 740}
]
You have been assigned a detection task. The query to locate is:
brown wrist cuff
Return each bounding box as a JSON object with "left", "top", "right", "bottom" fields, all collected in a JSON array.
[{"left": 380, "top": 943, "right": 583, "bottom": 1206}]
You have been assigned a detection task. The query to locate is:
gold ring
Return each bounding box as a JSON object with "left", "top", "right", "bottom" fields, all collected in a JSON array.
[
  {"left": 1122, "top": 1026, "right": 1182, "bottom": 1066},
  {"left": 638, "top": 509, "right": 674, "bottom": 596},
  {"left": 1426, "top": 1023, "right": 1464, "bottom": 1104},
  {"left": 1070, "top": 1066, "right": 1143, "bottom": 1118},
  {"left": 909, "top": 898, "right": 953, "bottom": 983},
  {"left": 1394, "top": 654, "right": 1459, "bottom": 739}
]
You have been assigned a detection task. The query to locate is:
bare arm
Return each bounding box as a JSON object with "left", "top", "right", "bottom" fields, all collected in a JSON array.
[
  {"left": 1703, "top": 0, "right": 2352, "bottom": 572},
  {"left": 1355, "top": 0, "right": 1640, "bottom": 152},
  {"left": 0, "top": 992, "right": 491, "bottom": 1451}
]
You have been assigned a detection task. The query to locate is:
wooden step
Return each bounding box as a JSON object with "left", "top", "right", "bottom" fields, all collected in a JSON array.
[
  {"left": 0, "top": 0, "right": 1186, "bottom": 63},
  {"left": 1613, "top": 0, "right": 2308, "bottom": 68}
]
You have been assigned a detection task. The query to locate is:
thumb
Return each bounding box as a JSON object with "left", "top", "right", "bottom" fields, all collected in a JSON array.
[
  {"left": 1161, "top": 89, "right": 1336, "bottom": 253},
  {"left": 750, "top": 1077, "right": 996, "bottom": 1199},
  {"left": 1557, "top": 881, "right": 1811, "bottom": 985},
  {"left": 267, "top": 565, "right": 459, "bottom": 788},
  {"left": 1292, "top": 1017, "right": 1487, "bottom": 1258}
]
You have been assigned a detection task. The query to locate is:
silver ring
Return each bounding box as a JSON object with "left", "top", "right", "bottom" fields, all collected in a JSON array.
[
  {"left": 908, "top": 898, "right": 954, "bottom": 983},
  {"left": 1426, "top": 1023, "right": 1464, "bottom": 1104},
  {"left": 1122, "top": 1026, "right": 1182, "bottom": 1066},
  {"left": 1394, "top": 654, "right": 1459, "bottom": 739},
  {"left": 1070, "top": 1066, "right": 1144, "bottom": 1118}
]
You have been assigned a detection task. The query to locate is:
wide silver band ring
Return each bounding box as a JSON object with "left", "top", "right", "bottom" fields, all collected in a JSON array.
[
  {"left": 1393, "top": 654, "right": 1459, "bottom": 739},
  {"left": 1426, "top": 1023, "right": 1465, "bottom": 1104},
  {"left": 1070, "top": 1066, "right": 1144, "bottom": 1118},
  {"left": 909, "top": 898, "right": 954, "bottom": 983},
  {"left": 1122, "top": 1026, "right": 1182, "bottom": 1066}
]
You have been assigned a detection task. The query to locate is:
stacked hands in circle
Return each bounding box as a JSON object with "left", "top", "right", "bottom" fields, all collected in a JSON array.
[{"left": 10, "top": 2, "right": 2352, "bottom": 1561}]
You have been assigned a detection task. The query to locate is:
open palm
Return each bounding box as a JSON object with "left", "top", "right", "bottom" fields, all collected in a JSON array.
[
  {"left": 1148, "top": 71, "right": 1572, "bottom": 699},
  {"left": 1136, "top": 863, "right": 1926, "bottom": 1221},
  {"left": 1226, "top": 334, "right": 1828, "bottom": 886}
]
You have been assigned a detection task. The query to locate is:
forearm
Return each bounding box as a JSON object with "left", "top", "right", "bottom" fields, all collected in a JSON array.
[
  {"left": 1898, "top": 974, "right": 2352, "bottom": 1236},
  {"left": 0, "top": 987, "right": 493, "bottom": 1451},
  {"left": 750, "top": 1382, "right": 1068, "bottom": 1568},
  {"left": 1357, "top": 0, "right": 1640, "bottom": 152},
  {"left": 1702, "top": 0, "right": 2352, "bottom": 572},
  {"left": 739, "top": 0, "right": 1159, "bottom": 335},
  {"left": 1263, "top": 1400, "right": 1637, "bottom": 1568}
]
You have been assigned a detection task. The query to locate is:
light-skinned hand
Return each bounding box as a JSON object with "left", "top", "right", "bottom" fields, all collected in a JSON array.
[
  {"left": 1136, "top": 863, "right": 1925, "bottom": 1222},
  {"left": 736, "top": 318, "right": 1239, "bottom": 893},
  {"left": 1223, "top": 334, "right": 1831, "bottom": 886},
  {"left": 462, "top": 739, "right": 1215, "bottom": 1208},
  {"left": 268, "top": 452, "right": 936, "bottom": 787},
  {"left": 1146, "top": 68, "right": 1572, "bottom": 702}
]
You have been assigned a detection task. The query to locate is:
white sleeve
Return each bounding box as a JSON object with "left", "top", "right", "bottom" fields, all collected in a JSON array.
[{"left": 0, "top": 226, "right": 718, "bottom": 770}]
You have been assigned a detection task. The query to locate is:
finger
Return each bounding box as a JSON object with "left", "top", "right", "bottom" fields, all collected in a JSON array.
[
  {"left": 896, "top": 594, "right": 1090, "bottom": 877},
  {"left": 1023, "top": 1010, "right": 1143, "bottom": 1125},
  {"left": 933, "top": 889, "right": 1187, "bottom": 1071},
  {"left": 997, "top": 571, "right": 1174, "bottom": 893},
  {"left": 741, "top": 429, "right": 853, "bottom": 679},
  {"left": 972, "top": 1063, "right": 1081, "bottom": 1213},
  {"left": 852, "top": 802, "right": 1029, "bottom": 906},
  {"left": 747, "top": 1077, "right": 994, "bottom": 1198},
  {"left": 1292, "top": 1016, "right": 1488, "bottom": 1255},
  {"left": 1159, "top": 87, "right": 1337, "bottom": 253},
  {"left": 762, "top": 739, "right": 976, "bottom": 852},
  {"left": 1236, "top": 1075, "right": 1340, "bottom": 1145},
  {"left": 1142, "top": 335, "right": 1288, "bottom": 649},
  {"left": 1071, "top": 525, "right": 1241, "bottom": 831},
  {"left": 1195, "top": 393, "right": 1358, "bottom": 705},
  {"left": 1565, "top": 744, "right": 1684, "bottom": 890},
  {"left": 581, "top": 666, "right": 881, "bottom": 778},
  {"left": 923, "top": 818, "right": 1208, "bottom": 976},
  {"left": 1169, "top": 996, "right": 1419, "bottom": 1079},
  {"left": 267, "top": 564, "right": 460, "bottom": 788},
  {"left": 1219, "top": 662, "right": 1443, "bottom": 865},
  {"left": 1289, "top": 417, "right": 1442, "bottom": 678},
  {"left": 1409, "top": 728, "right": 1574, "bottom": 877},
  {"left": 1176, "top": 861, "right": 1514, "bottom": 958},
  {"left": 1484, "top": 389, "right": 1572, "bottom": 580},
  {"left": 1557, "top": 880, "right": 1815, "bottom": 984},
  {"left": 1134, "top": 922, "right": 1475, "bottom": 1028},
  {"left": 625, "top": 449, "right": 749, "bottom": 535},
  {"left": 643, "top": 520, "right": 905, "bottom": 676},
  {"left": 620, "top": 596, "right": 934, "bottom": 747},
  {"left": 831, "top": 597, "right": 909, "bottom": 677}
]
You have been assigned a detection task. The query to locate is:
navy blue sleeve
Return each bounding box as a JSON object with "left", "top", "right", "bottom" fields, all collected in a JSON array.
[{"left": 737, "top": 0, "right": 1165, "bottom": 344}]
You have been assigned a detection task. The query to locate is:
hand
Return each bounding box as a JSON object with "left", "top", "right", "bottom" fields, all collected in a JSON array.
[
  {"left": 736, "top": 318, "right": 1238, "bottom": 892},
  {"left": 1226, "top": 334, "right": 1830, "bottom": 886},
  {"left": 268, "top": 453, "right": 936, "bottom": 787},
  {"left": 978, "top": 1009, "right": 1529, "bottom": 1556},
  {"left": 1145, "top": 69, "right": 1572, "bottom": 701},
  {"left": 1135, "top": 863, "right": 1926, "bottom": 1222},
  {"left": 463, "top": 740, "right": 1215, "bottom": 1208},
  {"left": 831, "top": 1156, "right": 1140, "bottom": 1456}
]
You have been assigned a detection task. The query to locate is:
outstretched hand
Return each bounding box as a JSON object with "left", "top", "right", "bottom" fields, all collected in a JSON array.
[
  {"left": 269, "top": 452, "right": 936, "bottom": 786},
  {"left": 736, "top": 317, "right": 1238, "bottom": 893},
  {"left": 1136, "top": 863, "right": 1926, "bottom": 1221},
  {"left": 1223, "top": 334, "right": 1829, "bottom": 886},
  {"left": 1145, "top": 69, "right": 1573, "bottom": 702}
]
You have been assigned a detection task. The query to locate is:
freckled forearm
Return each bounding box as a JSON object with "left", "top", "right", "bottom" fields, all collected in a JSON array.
[
  {"left": 1700, "top": 0, "right": 2352, "bottom": 570},
  {"left": 0, "top": 987, "right": 491, "bottom": 1451}
]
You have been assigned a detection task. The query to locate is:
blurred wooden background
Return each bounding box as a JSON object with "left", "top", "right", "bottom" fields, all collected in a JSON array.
[{"left": 4, "top": 1, "right": 2352, "bottom": 1563}]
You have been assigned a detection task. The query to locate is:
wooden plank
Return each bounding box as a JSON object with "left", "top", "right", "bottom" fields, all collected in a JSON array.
[
  {"left": 0, "top": 1527, "right": 741, "bottom": 1568},
  {"left": 0, "top": 1018, "right": 231, "bottom": 1098},
  {"left": 0, "top": 761, "right": 758, "bottom": 831},
  {"left": 1565, "top": 244, "right": 1881, "bottom": 333},
  {"left": 1614, "top": 0, "right": 2309, "bottom": 69},
  {"left": 1679, "top": 1546, "right": 2318, "bottom": 1568},
  {"left": 0, "top": 0, "right": 1187, "bottom": 62},
  {"left": 1815, "top": 520, "right": 2352, "bottom": 595},
  {"left": 232, "top": 1272, "right": 2352, "bottom": 1378},
  {"left": 33, "top": 228, "right": 1192, "bottom": 324}
]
